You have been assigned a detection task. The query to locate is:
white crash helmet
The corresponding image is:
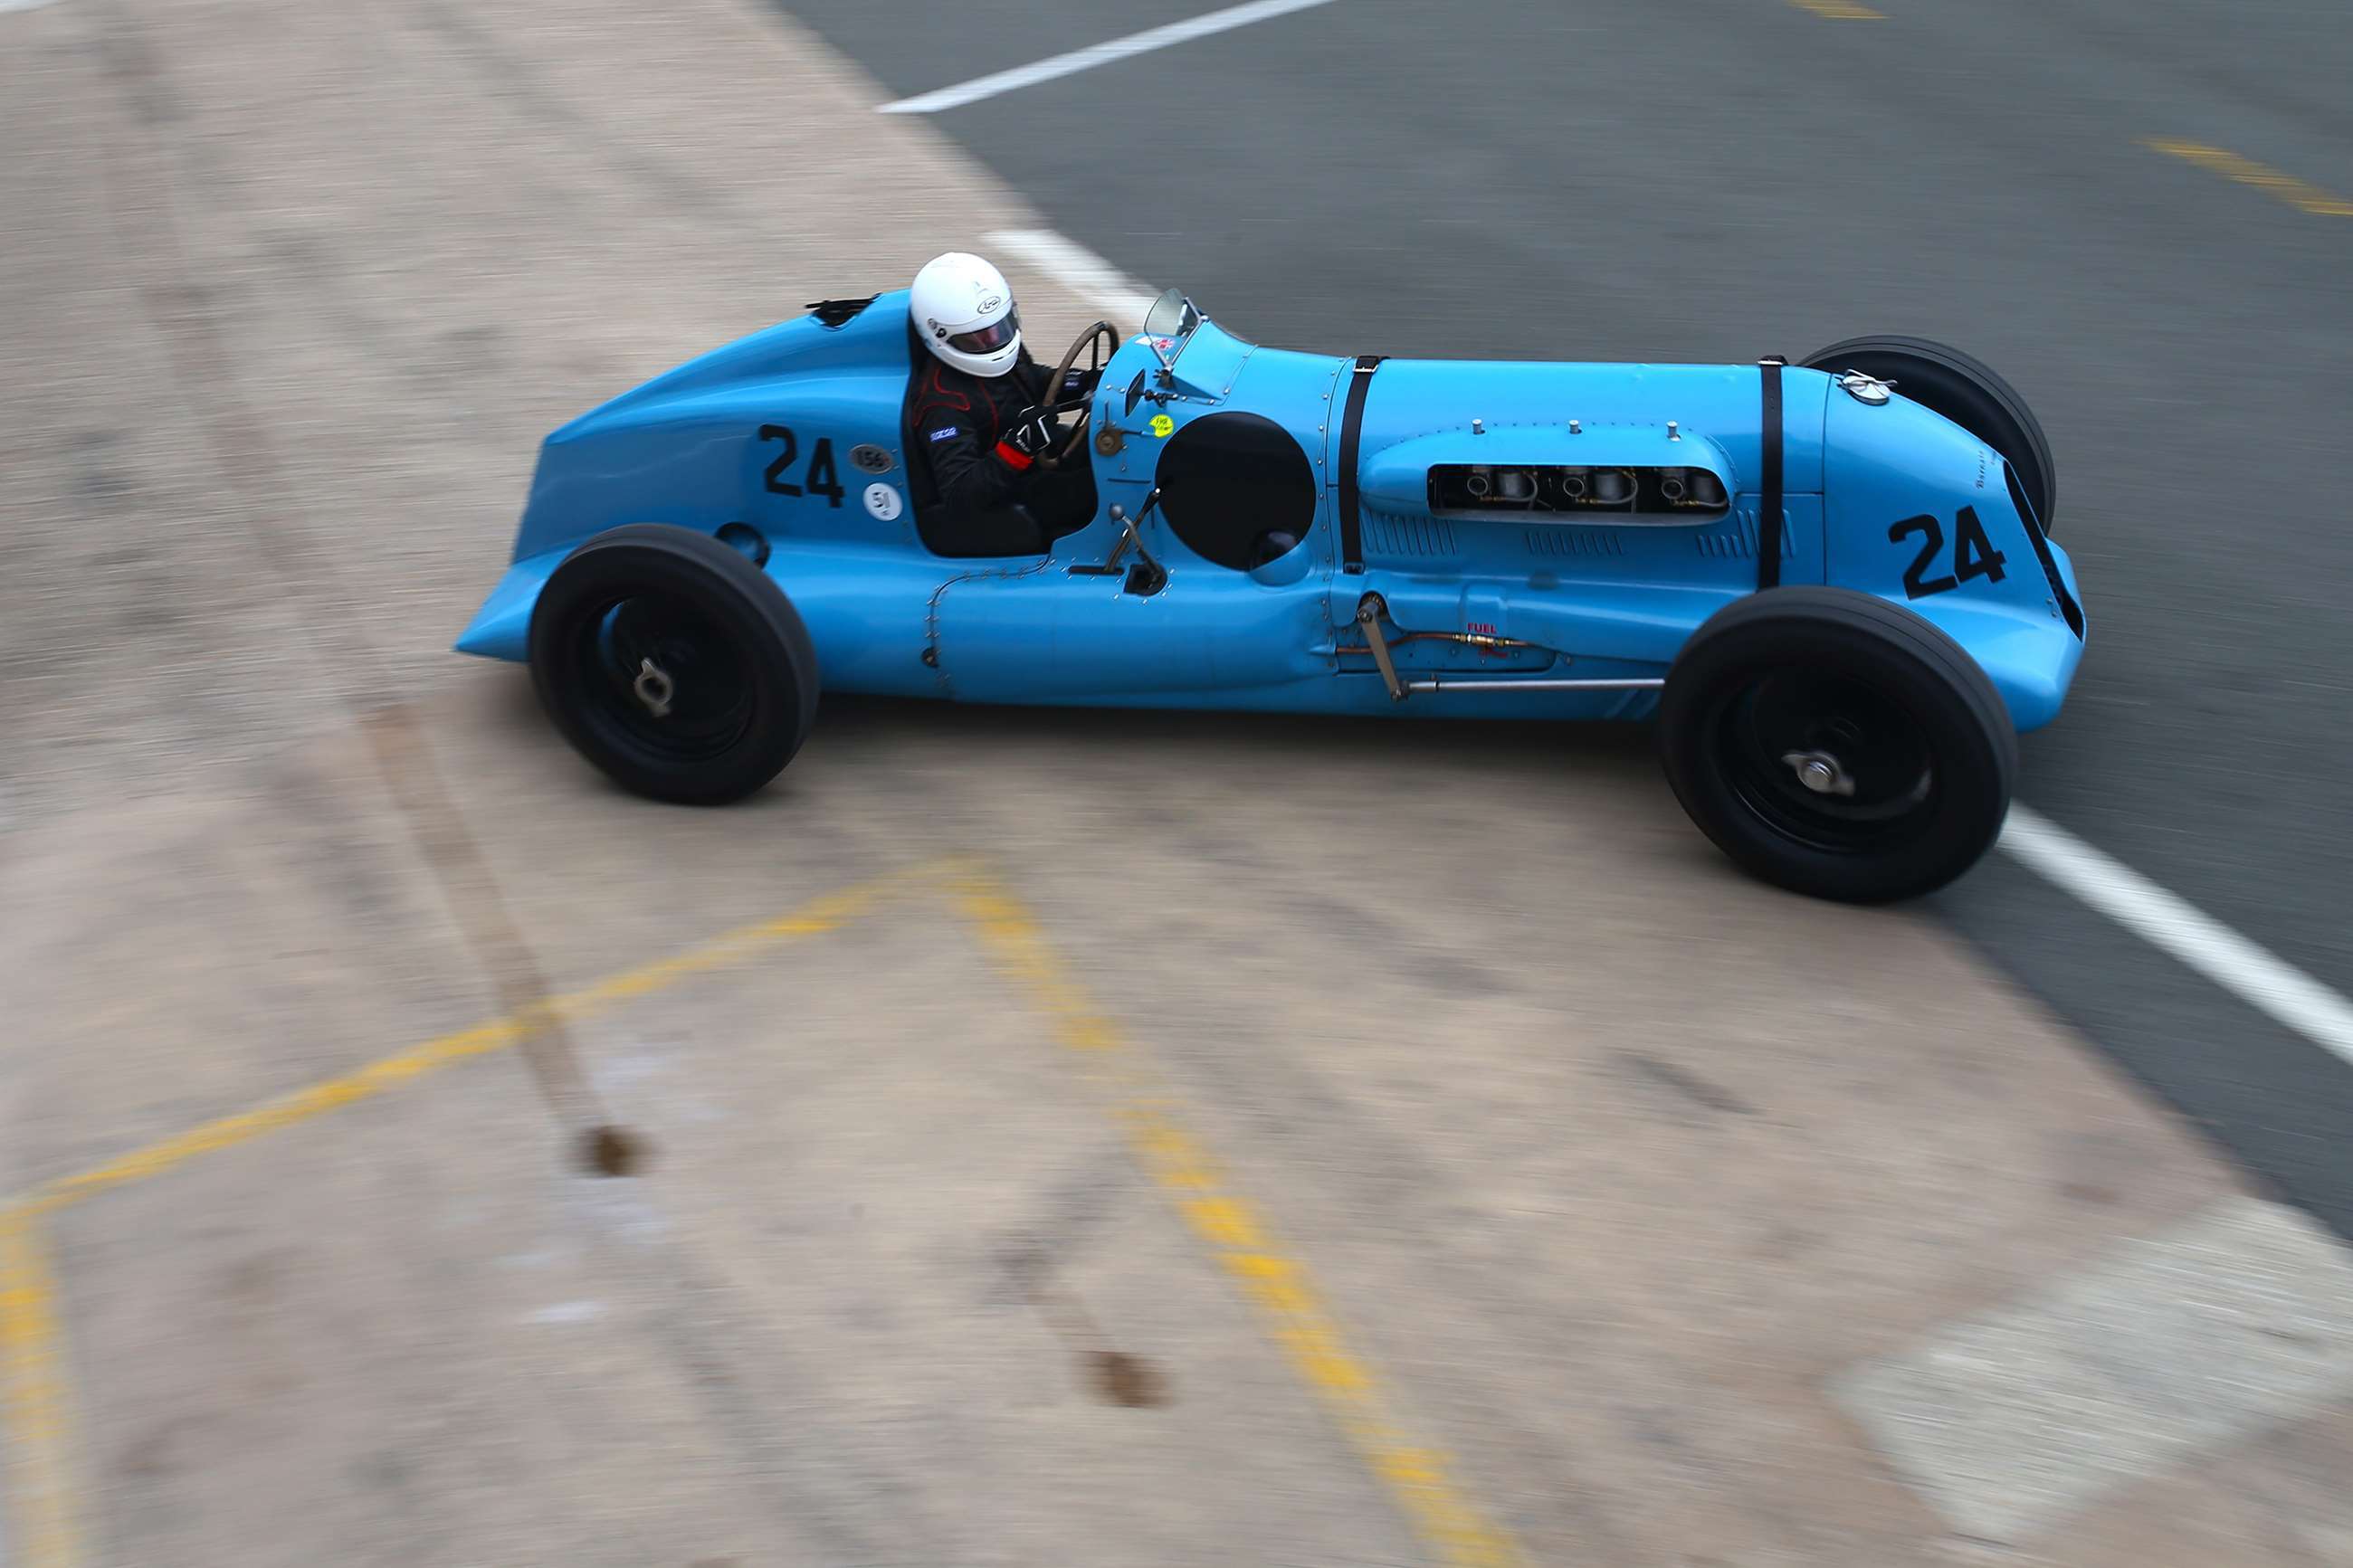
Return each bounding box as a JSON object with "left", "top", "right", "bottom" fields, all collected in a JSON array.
[{"left": 910, "top": 252, "right": 1022, "bottom": 377}]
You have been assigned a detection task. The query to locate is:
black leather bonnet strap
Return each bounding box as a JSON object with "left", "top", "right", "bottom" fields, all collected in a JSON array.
[
  {"left": 1757, "top": 356, "right": 1786, "bottom": 590},
  {"left": 1337, "top": 355, "right": 1385, "bottom": 575}
]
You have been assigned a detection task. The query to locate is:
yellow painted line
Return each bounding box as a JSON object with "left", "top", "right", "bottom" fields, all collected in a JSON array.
[
  {"left": 15, "top": 861, "right": 940, "bottom": 1217},
  {"left": 2142, "top": 138, "right": 2353, "bottom": 216},
  {"left": 23, "top": 1019, "right": 527, "bottom": 1217},
  {"left": 0, "top": 862, "right": 944, "bottom": 1568},
  {"left": 1788, "top": 0, "right": 1884, "bottom": 18},
  {"left": 943, "top": 868, "right": 1527, "bottom": 1568},
  {"left": 1, "top": 1209, "right": 83, "bottom": 1568},
  {"left": 7, "top": 852, "right": 1515, "bottom": 1565}
]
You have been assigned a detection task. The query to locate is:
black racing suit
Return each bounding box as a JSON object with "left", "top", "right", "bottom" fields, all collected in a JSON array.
[{"left": 909, "top": 349, "right": 1100, "bottom": 557}]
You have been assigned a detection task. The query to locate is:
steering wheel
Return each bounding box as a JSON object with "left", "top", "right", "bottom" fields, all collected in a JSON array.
[{"left": 1024, "top": 320, "right": 1119, "bottom": 470}]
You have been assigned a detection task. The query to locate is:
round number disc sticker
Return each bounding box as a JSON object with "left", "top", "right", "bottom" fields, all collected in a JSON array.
[{"left": 862, "top": 483, "right": 904, "bottom": 521}]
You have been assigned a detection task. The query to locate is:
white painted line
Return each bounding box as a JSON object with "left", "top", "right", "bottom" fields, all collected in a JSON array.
[
  {"left": 0, "top": 0, "right": 68, "bottom": 14},
  {"left": 1836, "top": 1195, "right": 2353, "bottom": 1543},
  {"left": 2000, "top": 803, "right": 2353, "bottom": 1061},
  {"left": 526, "top": 1300, "right": 608, "bottom": 1326},
  {"left": 985, "top": 228, "right": 1158, "bottom": 327},
  {"left": 879, "top": 0, "right": 1339, "bottom": 114}
]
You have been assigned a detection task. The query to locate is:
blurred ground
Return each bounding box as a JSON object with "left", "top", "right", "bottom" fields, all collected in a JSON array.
[{"left": 5, "top": 0, "right": 2353, "bottom": 1565}]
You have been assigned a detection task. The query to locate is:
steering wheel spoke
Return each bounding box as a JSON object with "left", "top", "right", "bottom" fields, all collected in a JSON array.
[{"left": 1030, "top": 319, "right": 1119, "bottom": 470}]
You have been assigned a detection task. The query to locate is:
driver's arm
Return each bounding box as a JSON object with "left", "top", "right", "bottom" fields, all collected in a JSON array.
[{"left": 917, "top": 406, "right": 1027, "bottom": 513}]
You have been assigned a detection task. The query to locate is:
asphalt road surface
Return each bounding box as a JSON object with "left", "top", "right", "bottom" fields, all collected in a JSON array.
[{"left": 779, "top": 0, "right": 2353, "bottom": 1229}]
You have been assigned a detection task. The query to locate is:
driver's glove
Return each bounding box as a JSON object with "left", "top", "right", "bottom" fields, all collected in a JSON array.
[
  {"left": 1058, "top": 366, "right": 1102, "bottom": 400},
  {"left": 995, "top": 413, "right": 1056, "bottom": 472}
]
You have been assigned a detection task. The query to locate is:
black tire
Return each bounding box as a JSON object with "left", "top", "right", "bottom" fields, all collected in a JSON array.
[
  {"left": 1660, "top": 587, "right": 2016, "bottom": 903},
  {"left": 528, "top": 524, "right": 819, "bottom": 804},
  {"left": 1802, "top": 335, "right": 2057, "bottom": 535}
]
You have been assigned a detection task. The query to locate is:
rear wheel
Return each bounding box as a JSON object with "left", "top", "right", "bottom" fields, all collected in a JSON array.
[
  {"left": 1803, "top": 335, "right": 2057, "bottom": 534},
  {"left": 1660, "top": 587, "right": 2015, "bottom": 903},
  {"left": 528, "top": 524, "right": 818, "bottom": 804}
]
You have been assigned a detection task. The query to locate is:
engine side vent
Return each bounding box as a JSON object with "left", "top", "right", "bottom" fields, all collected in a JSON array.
[
  {"left": 1525, "top": 527, "right": 1624, "bottom": 558},
  {"left": 1695, "top": 507, "right": 1796, "bottom": 559},
  {"left": 1430, "top": 462, "right": 1728, "bottom": 519},
  {"left": 1363, "top": 511, "right": 1459, "bottom": 559}
]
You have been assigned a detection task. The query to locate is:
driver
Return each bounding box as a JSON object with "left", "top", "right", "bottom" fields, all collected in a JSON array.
[{"left": 905, "top": 252, "right": 1100, "bottom": 556}]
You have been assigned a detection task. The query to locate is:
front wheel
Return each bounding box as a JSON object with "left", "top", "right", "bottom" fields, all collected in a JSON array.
[
  {"left": 1801, "top": 335, "right": 2056, "bottom": 534},
  {"left": 1659, "top": 587, "right": 2015, "bottom": 903},
  {"left": 528, "top": 524, "right": 819, "bottom": 804}
]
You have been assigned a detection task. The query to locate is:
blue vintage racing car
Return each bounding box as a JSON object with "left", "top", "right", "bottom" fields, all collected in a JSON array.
[{"left": 458, "top": 289, "right": 2084, "bottom": 902}]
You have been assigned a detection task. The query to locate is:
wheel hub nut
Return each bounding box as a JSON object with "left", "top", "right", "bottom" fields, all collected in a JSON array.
[
  {"left": 634, "top": 657, "right": 674, "bottom": 718},
  {"left": 1781, "top": 749, "right": 1855, "bottom": 797}
]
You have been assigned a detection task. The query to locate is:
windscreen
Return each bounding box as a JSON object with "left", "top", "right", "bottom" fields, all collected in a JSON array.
[{"left": 1143, "top": 289, "right": 1201, "bottom": 346}]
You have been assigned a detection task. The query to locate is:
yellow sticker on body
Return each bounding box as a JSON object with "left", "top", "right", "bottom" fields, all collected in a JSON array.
[{"left": 1149, "top": 413, "right": 1175, "bottom": 438}]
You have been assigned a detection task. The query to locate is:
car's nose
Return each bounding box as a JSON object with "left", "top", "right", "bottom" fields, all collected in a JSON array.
[{"left": 1820, "top": 390, "right": 2086, "bottom": 731}]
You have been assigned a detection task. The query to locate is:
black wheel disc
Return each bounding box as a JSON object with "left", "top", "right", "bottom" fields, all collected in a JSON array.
[
  {"left": 1659, "top": 586, "right": 2016, "bottom": 903},
  {"left": 528, "top": 524, "right": 820, "bottom": 805},
  {"left": 574, "top": 591, "right": 757, "bottom": 765},
  {"left": 1713, "top": 669, "right": 1939, "bottom": 854}
]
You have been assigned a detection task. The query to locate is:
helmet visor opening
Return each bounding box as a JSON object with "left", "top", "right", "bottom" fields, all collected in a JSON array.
[{"left": 946, "top": 308, "right": 1019, "bottom": 356}]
